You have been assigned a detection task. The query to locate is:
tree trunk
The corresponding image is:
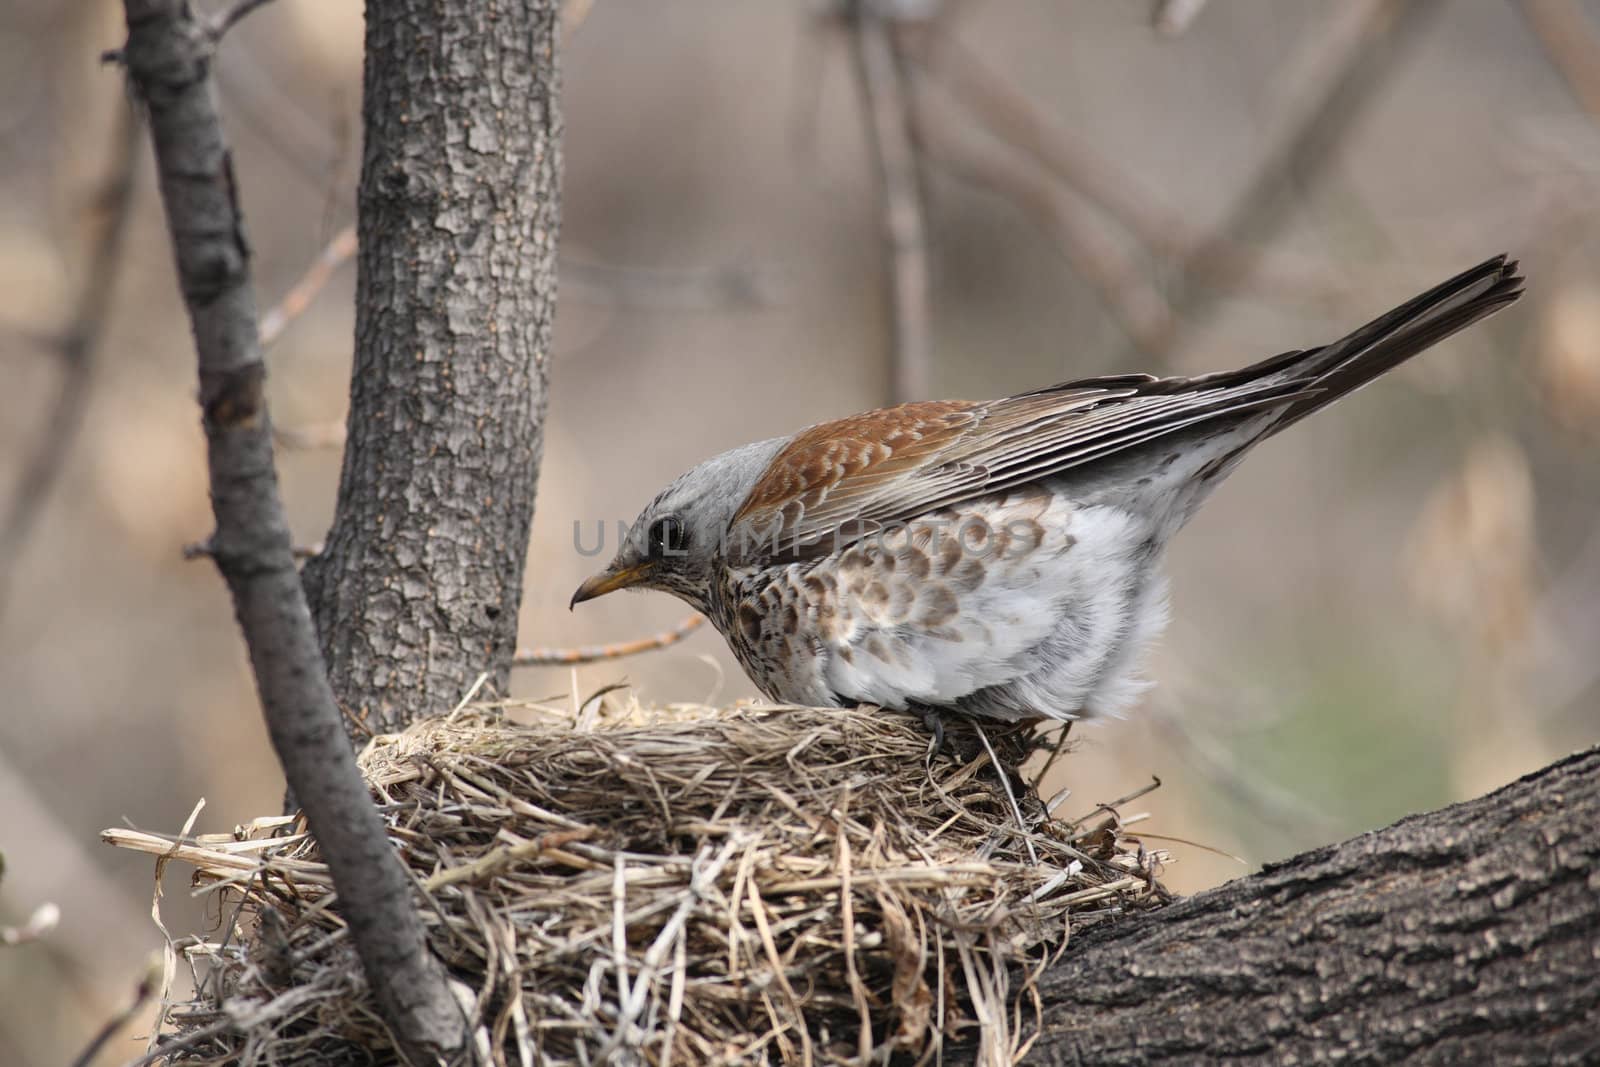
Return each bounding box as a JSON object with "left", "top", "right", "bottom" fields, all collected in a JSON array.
[
  {"left": 302, "top": 0, "right": 562, "bottom": 740},
  {"left": 119, "top": 2, "right": 473, "bottom": 1059},
  {"left": 1000, "top": 746, "right": 1600, "bottom": 1065}
]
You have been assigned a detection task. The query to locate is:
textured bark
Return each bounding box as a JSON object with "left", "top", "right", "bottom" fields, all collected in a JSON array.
[
  {"left": 118, "top": 3, "right": 472, "bottom": 1063},
  {"left": 301, "top": 0, "right": 562, "bottom": 738},
  {"left": 1003, "top": 746, "right": 1600, "bottom": 1065}
]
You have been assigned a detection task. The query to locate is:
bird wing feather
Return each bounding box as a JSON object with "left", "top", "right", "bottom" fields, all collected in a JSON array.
[{"left": 728, "top": 376, "right": 1310, "bottom": 560}]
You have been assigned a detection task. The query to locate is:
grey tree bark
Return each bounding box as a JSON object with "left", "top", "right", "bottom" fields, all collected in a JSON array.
[
  {"left": 117, "top": 2, "right": 473, "bottom": 1061},
  {"left": 988, "top": 745, "right": 1600, "bottom": 1065},
  {"left": 301, "top": 0, "right": 562, "bottom": 740}
]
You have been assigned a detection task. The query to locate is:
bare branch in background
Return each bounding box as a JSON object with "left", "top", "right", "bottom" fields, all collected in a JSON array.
[
  {"left": 273, "top": 419, "right": 347, "bottom": 450},
  {"left": 214, "top": 44, "right": 346, "bottom": 192},
  {"left": 911, "top": 31, "right": 1351, "bottom": 307},
  {"left": 0, "top": 103, "right": 138, "bottom": 615},
  {"left": 210, "top": 0, "right": 277, "bottom": 41},
  {"left": 513, "top": 614, "right": 706, "bottom": 667},
  {"left": 561, "top": 255, "right": 787, "bottom": 311},
  {"left": 1152, "top": 0, "right": 1209, "bottom": 37},
  {"left": 909, "top": 80, "right": 1179, "bottom": 358},
  {"left": 0, "top": 902, "right": 59, "bottom": 947},
  {"left": 114, "top": 2, "right": 472, "bottom": 1061},
  {"left": 67, "top": 955, "right": 161, "bottom": 1067},
  {"left": 852, "top": 7, "right": 934, "bottom": 403},
  {"left": 258, "top": 223, "right": 356, "bottom": 347},
  {"left": 1519, "top": 0, "right": 1600, "bottom": 120},
  {"left": 1170, "top": 0, "right": 1444, "bottom": 335},
  {"left": 1152, "top": 0, "right": 1208, "bottom": 37},
  {"left": 1144, "top": 699, "right": 1342, "bottom": 840},
  {"left": 560, "top": 0, "right": 596, "bottom": 35}
]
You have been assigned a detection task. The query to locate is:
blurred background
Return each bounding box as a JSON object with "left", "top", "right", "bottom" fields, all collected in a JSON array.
[{"left": 3, "top": 0, "right": 1599, "bottom": 1061}]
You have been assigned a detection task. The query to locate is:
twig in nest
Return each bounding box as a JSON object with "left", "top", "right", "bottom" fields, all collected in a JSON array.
[
  {"left": 975, "top": 722, "right": 1039, "bottom": 864},
  {"left": 852, "top": 9, "right": 934, "bottom": 403},
  {"left": 1064, "top": 776, "right": 1163, "bottom": 834},
  {"left": 834, "top": 785, "right": 874, "bottom": 1063},
  {"left": 0, "top": 103, "right": 139, "bottom": 614},
  {"left": 258, "top": 224, "right": 357, "bottom": 347},
  {"left": 513, "top": 614, "right": 706, "bottom": 667}
]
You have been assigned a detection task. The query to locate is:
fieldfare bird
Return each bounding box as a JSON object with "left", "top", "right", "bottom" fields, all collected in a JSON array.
[{"left": 573, "top": 257, "right": 1523, "bottom": 728}]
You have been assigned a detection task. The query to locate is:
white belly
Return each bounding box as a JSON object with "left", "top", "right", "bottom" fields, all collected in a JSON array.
[{"left": 735, "top": 486, "right": 1172, "bottom": 722}]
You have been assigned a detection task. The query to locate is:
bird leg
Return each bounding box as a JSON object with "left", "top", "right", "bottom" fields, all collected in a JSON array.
[{"left": 919, "top": 706, "right": 947, "bottom": 761}]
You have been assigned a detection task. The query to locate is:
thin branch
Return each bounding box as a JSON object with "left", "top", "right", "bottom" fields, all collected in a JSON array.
[
  {"left": 908, "top": 80, "right": 1178, "bottom": 358},
  {"left": 560, "top": 0, "right": 595, "bottom": 35},
  {"left": 68, "top": 955, "right": 161, "bottom": 1067},
  {"left": 1144, "top": 698, "right": 1342, "bottom": 840},
  {"left": 512, "top": 614, "right": 706, "bottom": 667},
  {"left": 211, "top": 0, "right": 277, "bottom": 41},
  {"left": 0, "top": 319, "right": 59, "bottom": 359},
  {"left": 1169, "top": 0, "right": 1444, "bottom": 334},
  {"left": 852, "top": 8, "right": 934, "bottom": 403},
  {"left": 121, "top": 981, "right": 333, "bottom": 1067},
  {"left": 1152, "top": 0, "right": 1208, "bottom": 37},
  {"left": 1519, "top": 0, "right": 1600, "bottom": 120},
  {"left": 0, "top": 101, "right": 139, "bottom": 616},
  {"left": 114, "top": 3, "right": 473, "bottom": 1063},
  {"left": 258, "top": 223, "right": 356, "bottom": 347},
  {"left": 213, "top": 39, "right": 345, "bottom": 192},
  {"left": 559, "top": 254, "right": 787, "bottom": 311},
  {"left": 273, "top": 419, "right": 347, "bottom": 450},
  {"left": 257, "top": 228, "right": 360, "bottom": 450},
  {"left": 0, "top": 902, "right": 59, "bottom": 946},
  {"left": 911, "top": 31, "right": 1351, "bottom": 307}
]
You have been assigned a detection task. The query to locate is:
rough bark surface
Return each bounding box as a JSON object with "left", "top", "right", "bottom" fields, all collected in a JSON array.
[
  {"left": 302, "top": 0, "right": 562, "bottom": 738},
  {"left": 1005, "top": 746, "right": 1600, "bottom": 1065},
  {"left": 119, "top": 2, "right": 471, "bottom": 1062}
]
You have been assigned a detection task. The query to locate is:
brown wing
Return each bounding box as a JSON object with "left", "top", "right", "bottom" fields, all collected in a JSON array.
[
  {"left": 726, "top": 375, "right": 1308, "bottom": 561},
  {"left": 730, "top": 398, "right": 983, "bottom": 533}
]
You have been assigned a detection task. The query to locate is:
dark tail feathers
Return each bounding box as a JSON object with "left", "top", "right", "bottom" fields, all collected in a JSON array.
[{"left": 1267, "top": 254, "right": 1523, "bottom": 429}]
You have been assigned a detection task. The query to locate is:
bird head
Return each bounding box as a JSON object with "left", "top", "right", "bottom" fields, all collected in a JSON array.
[{"left": 571, "top": 436, "right": 788, "bottom": 613}]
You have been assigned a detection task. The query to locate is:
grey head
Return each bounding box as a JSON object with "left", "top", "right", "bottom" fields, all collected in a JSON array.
[{"left": 571, "top": 435, "right": 790, "bottom": 614}]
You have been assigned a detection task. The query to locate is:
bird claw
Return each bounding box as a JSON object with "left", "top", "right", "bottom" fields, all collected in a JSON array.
[{"left": 921, "top": 708, "right": 946, "bottom": 761}]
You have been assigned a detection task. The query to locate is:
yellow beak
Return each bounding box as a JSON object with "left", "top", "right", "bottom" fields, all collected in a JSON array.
[{"left": 570, "top": 564, "right": 649, "bottom": 609}]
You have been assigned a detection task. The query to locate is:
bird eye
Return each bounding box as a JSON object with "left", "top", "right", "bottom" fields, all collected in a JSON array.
[{"left": 647, "top": 516, "right": 688, "bottom": 559}]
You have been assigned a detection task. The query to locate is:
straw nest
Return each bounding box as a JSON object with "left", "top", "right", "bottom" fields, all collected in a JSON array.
[{"left": 108, "top": 700, "right": 1170, "bottom": 1066}]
